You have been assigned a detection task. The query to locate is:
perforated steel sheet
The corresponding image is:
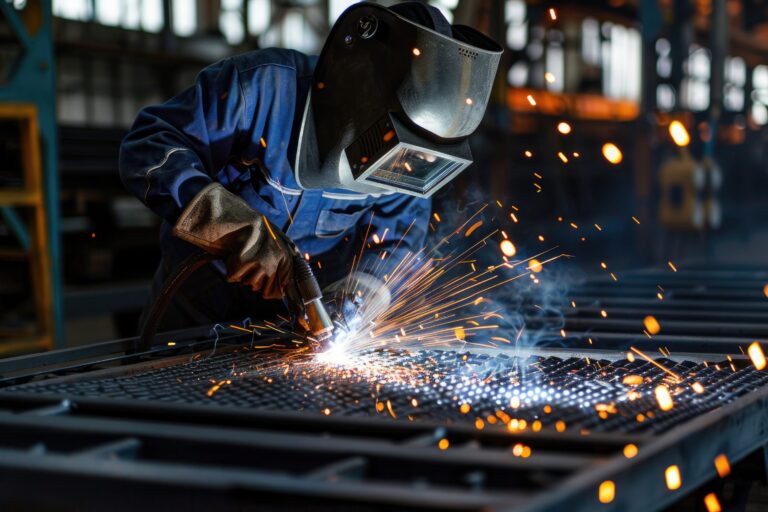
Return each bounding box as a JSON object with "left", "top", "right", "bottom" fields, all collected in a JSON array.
[{"left": 10, "top": 348, "right": 767, "bottom": 434}]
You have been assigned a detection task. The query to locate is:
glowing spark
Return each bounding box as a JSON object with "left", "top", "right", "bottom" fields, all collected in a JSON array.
[
  {"left": 259, "top": 137, "right": 267, "bottom": 148},
  {"left": 655, "top": 385, "right": 674, "bottom": 411},
  {"left": 594, "top": 223, "right": 602, "bottom": 231},
  {"left": 669, "top": 120, "right": 691, "bottom": 147},
  {"left": 524, "top": 150, "right": 533, "bottom": 157},
  {"left": 510, "top": 396, "right": 521, "bottom": 409},
  {"left": 412, "top": 48, "right": 421, "bottom": 56},
  {"left": 510, "top": 213, "right": 519, "bottom": 223},
  {"left": 544, "top": 72, "right": 555, "bottom": 83},
  {"left": 704, "top": 493, "right": 722, "bottom": 512},
  {"left": 600, "top": 310, "right": 608, "bottom": 318},
  {"left": 323, "top": 407, "right": 331, "bottom": 416},
  {"left": 372, "top": 234, "right": 380, "bottom": 244},
  {"left": 714, "top": 454, "right": 730, "bottom": 477},
  {"left": 527, "top": 94, "right": 537, "bottom": 106},
  {"left": 555, "top": 420, "right": 566, "bottom": 432},
  {"left": 665, "top": 465, "right": 682, "bottom": 490},
  {"left": 465, "top": 220, "right": 483, "bottom": 237},
  {"left": 529, "top": 259, "right": 543, "bottom": 272},
  {"left": 475, "top": 418, "right": 485, "bottom": 430},
  {"left": 549, "top": 7, "right": 557, "bottom": 20},
  {"left": 749, "top": 341, "right": 766, "bottom": 370},
  {"left": 602, "top": 143, "right": 623, "bottom": 164},
  {"left": 623, "top": 444, "right": 638, "bottom": 458},
  {"left": 622, "top": 375, "right": 642, "bottom": 386},
  {"left": 500, "top": 240, "right": 517, "bottom": 257},
  {"left": 459, "top": 403, "right": 471, "bottom": 414},
  {"left": 433, "top": 212, "right": 441, "bottom": 222},
  {"left": 691, "top": 382, "right": 705, "bottom": 394},
  {"left": 558, "top": 152, "right": 569, "bottom": 163},
  {"left": 261, "top": 215, "right": 277, "bottom": 240},
  {"left": 630, "top": 347, "right": 682, "bottom": 382},
  {"left": 644, "top": 315, "right": 661, "bottom": 335},
  {"left": 454, "top": 327, "right": 466, "bottom": 341},
  {"left": 386, "top": 400, "right": 396, "bottom": 419},
  {"left": 465, "top": 97, "right": 473, "bottom": 105},
  {"left": 632, "top": 215, "right": 641, "bottom": 224},
  {"left": 668, "top": 261, "right": 678, "bottom": 272},
  {"left": 438, "top": 438, "right": 449, "bottom": 450},
  {"left": 557, "top": 122, "right": 571, "bottom": 134},
  {"left": 538, "top": 235, "right": 545, "bottom": 242},
  {"left": 598, "top": 481, "right": 615, "bottom": 504},
  {"left": 167, "top": 341, "right": 176, "bottom": 346}
]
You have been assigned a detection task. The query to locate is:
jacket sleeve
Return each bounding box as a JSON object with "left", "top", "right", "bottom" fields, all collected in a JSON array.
[
  {"left": 119, "top": 58, "right": 250, "bottom": 223},
  {"left": 355, "top": 193, "right": 432, "bottom": 281}
]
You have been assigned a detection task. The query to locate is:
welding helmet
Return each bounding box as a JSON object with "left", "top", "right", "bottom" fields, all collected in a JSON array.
[{"left": 295, "top": 1, "right": 503, "bottom": 197}]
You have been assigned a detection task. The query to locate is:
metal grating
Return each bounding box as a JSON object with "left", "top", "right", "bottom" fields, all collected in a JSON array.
[{"left": 9, "top": 348, "right": 768, "bottom": 434}]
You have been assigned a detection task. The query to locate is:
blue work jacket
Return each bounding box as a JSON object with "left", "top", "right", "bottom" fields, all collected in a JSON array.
[{"left": 119, "top": 48, "right": 431, "bottom": 309}]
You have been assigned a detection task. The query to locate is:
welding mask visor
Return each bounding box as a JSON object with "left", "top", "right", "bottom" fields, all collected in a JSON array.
[{"left": 295, "top": 2, "right": 503, "bottom": 197}]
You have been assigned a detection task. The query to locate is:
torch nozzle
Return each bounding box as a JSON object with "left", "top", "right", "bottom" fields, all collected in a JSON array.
[{"left": 293, "top": 254, "right": 334, "bottom": 350}]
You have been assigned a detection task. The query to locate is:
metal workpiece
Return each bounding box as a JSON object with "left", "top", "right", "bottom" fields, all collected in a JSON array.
[{"left": 1, "top": 264, "right": 768, "bottom": 511}]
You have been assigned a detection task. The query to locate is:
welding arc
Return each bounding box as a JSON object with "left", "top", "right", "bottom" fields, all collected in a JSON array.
[{"left": 137, "top": 250, "right": 216, "bottom": 353}]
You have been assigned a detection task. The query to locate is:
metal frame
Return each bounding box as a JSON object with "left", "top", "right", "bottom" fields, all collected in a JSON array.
[
  {"left": 0, "top": 265, "right": 767, "bottom": 510},
  {"left": 0, "top": 0, "right": 62, "bottom": 348}
]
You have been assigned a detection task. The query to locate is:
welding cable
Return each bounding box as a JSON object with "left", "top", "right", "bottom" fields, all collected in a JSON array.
[{"left": 136, "top": 250, "right": 216, "bottom": 353}]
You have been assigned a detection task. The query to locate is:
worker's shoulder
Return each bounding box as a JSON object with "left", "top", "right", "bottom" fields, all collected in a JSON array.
[{"left": 227, "top": 48, "right": 317, "bottom": 78}]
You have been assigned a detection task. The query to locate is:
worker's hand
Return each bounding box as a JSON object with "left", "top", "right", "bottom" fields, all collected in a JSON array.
[
  {"left": 172, "top": 183, "right": 304, "bottom": 309},
  {"left": 323, "top": 272, "right": 391, "bottom": 332}
]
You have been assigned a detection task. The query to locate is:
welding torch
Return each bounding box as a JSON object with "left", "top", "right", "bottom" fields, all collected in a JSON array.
[{"left": 137, "top": 250, "right": 334, "bottom": 353}]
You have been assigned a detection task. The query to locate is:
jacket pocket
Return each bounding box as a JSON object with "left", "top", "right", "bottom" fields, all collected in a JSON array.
[{"left": 315, "top": 202, "right": 369, "bottom": 238}]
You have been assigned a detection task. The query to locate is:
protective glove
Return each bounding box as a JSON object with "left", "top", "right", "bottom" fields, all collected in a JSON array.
[
  {"left": 172, "top": 183, "right": 303, "bottom": 312},
  {"left": 323, "top": 271, "right": 391, "bottom": 332}
]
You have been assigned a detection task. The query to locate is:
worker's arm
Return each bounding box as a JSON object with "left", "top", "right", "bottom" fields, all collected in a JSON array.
[{"left": 119, "top": 58, "right": 248, "bottom": 223}]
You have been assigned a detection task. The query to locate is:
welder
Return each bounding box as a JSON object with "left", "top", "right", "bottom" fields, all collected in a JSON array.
[{"left": 119, "top": 2, "right": 502, "bottom": 337}]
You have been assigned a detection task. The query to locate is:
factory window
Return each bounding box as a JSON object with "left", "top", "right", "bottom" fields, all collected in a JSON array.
[
  {"left": 656, "top": 38, "right": 671, "bottom": 78},
  {"left": 53, "top": 0, "right": 92, "bottom": 20},
  {"left": 247, "top": 0, "right": 271, "bottom": 36},
  {"left": 581, "top": 18, "right": 600, "bottom": 66},
  {"left": 505, "top": 0, "right": 527, "bottom": 51},
  {"left": 601, "top": 23, "right": 641, "bottom": 101},
  {"left": 681, "top": 46, "right": 710, "bottom": 111},
  {"left": 261, "top": 9, "right": 320, "bottom": 54},
  {"left": 220, "top": 0, "right": 245, "bottom": 44},
  {"left": 54, "top": 0, "right": 163, "bottom": 32},
  {"left": 172, "top": 0, "right": 196, "bottom": 36},
  {"left": 657, "top": 83, "right": 676, "bottom": 111},
  {"left": 329, "top": 0, "right": 358, "bottom": 24},
  {"left": 724, "top": 56, "right": 746, "bottom": 112},
  {"left": 751, "top": 65, "right": 768, "bottom": 125}
]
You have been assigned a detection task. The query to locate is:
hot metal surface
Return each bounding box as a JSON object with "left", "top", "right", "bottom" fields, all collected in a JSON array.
[{"left": 8, "top": 347, "right": 767, "bottom": 434}]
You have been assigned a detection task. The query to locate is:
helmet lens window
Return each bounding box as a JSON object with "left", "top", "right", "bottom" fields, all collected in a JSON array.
[{"left": 365, "top": 146, "right": 465, "bottom": 195}]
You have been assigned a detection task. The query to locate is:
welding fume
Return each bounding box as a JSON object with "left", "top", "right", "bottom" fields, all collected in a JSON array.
[{"left": 119, "top": 1, "right": 502, "bottom": 350}]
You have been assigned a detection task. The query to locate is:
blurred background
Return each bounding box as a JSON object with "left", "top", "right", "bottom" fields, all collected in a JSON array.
[{"left": 0, "top": 0, "right": 766, "bottom": 355}]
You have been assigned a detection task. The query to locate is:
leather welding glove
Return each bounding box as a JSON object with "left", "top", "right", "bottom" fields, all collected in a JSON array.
[
  {"left": 323, "top": 272, "right": 391, "bottom": 332},
  {"left": 173, "top": 183, "right": 303, "bottom": 312}
]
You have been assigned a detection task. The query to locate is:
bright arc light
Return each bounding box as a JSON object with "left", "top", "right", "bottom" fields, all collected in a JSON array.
[
  {"left": 669, "top": 121, "right": 691, "bottom": 147},
  {"left": 602, "top": 143, "right": 623, "bottom": 164}
]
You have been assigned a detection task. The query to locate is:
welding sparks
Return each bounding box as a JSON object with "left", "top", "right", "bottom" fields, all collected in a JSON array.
[
  {"left": 665, "top": 465, "right": 682, "bottom": 490},
  {"left": 602, "top": 143, "right": 623, "bottom": 164},
  {"left": 669, "top": 121, "right": 691, "bottom": 147},
  {"left": 500, "top": 240, "right": 517, "bottom": 257},
  {"left": 644, "top": 315, "right": 661, "bottom": 335},
  {"left": 527, "top": 94, "right": 537, "bottom": 106},
  {"left": 714, "top": 454, "right": 731, "bottom": 478},
  {"left": 557, "top": 122, "right": 571, "bottom": 135},
  {"left": 654, "top": 385, "right": 674, "bottom": 411},
  {"left": 748, "top": 341, "right": 766, "bottom": 370},
  {"left": 548, "top": 7, "right": 557, "bottom": 20},
  {"left": 623, "top": 444, "right": 638, "bottom": 458},
  {"left": 598, "top": 481, "right": 615, "bottom": 504},
  {"left": 704, "top": 493, "right": 722, "bottom": 512}
]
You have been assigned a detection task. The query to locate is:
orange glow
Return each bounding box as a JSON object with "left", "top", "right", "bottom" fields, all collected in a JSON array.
[
  {"left": 669, "top": 120, "right": 691, "bottom": 147},
  {"left": 459, "top": 403, "right": 471, "bottom": 414},
  {"left": 555, "top": 420, "right": 566, "bottom": 432},
  {"left": 602, "top": 143, "right": 623, "bottom": 164},
  {"left": 691, "top": 382, "right": 705, "bottom": 394},
  {"left": 529, "top": 259, "right": 543, "bottom": 273},
  {"left": 500, "top": 240, "right": 517, "bottom": 257},
  {"left": 598, "top": 481, "right": 615, "bottom": 504},
  {"left": 623, "top": 444, "right": 638, "bottom": 458},
  {"left": 665, "top": 465, "right": 682, "bottom": 490},
  {"left": 412, "top": 48, "right": 421, "bottom": 57},
  {"left": 644, "top": 315, "right": 661, "bottom": 335},
  {"left": 438, "top": 438, "right": 449, "bottom": 450},
  {"left": 622, "top": 375, "right": 643, "bottom": 386},
  {"left": 382, "top": 129, "right": 395, "bottom": 142},
  {"left": 704, "top": 493, "right": 722, "bottom": 512},
  {"left": 714, "top": 454, "right": 731, "bottom": 478},
  {"left": 763, "top": 284, "right": 768, "bottom": 298},
  {"left": 749, "top": 341, "right": 767, "bottom": 370},
  {"left": 557, "top": 121, "right": 572, "bottom": 134}
]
